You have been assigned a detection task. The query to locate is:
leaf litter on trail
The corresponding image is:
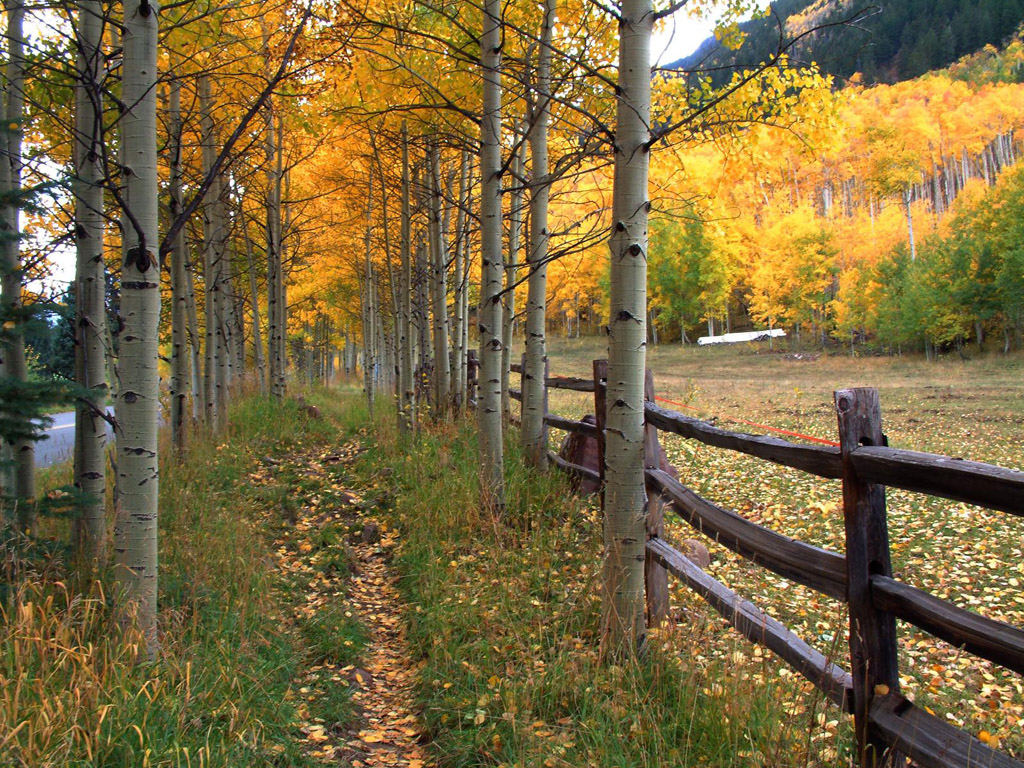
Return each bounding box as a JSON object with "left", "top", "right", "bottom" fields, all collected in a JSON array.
[{"left": 263, "top": 439, "right": 432, "bottom": 766}]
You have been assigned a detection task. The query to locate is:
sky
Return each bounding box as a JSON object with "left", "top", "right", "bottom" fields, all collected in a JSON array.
[{"left": 652, "top": 9, "right": 718, "bottom": 67}]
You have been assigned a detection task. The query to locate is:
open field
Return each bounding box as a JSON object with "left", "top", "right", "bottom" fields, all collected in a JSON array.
[{"left": 527, "top": 336, "right": 1024, "bottom": 757}]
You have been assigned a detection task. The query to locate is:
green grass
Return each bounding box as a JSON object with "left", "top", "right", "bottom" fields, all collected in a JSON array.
[
  {"left": 353, "top": 412, "right": 852, "bottom": 767},
  {"left": 1, "top": 389, "right": 368, "bottom": 767}
]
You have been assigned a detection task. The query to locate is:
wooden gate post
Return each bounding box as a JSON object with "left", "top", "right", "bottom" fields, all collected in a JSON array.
[
  {"left": 835, "top": 388, "right": 901, "bottom": 768},
  {"left": 592, "top": 359, "right": 608, "bottom": 501},
  {"left": 644, "top": 368, "right": 669, "bottom": 626}
]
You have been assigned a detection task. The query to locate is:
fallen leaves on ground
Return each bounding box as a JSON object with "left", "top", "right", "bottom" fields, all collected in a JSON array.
[{"left": 261, "top": 438, "right": 432, "bottom": 767}]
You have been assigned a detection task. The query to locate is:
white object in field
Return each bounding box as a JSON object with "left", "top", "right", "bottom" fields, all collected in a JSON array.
[{"left": 697, "top": 329, "right": 787, "bottom": 346}]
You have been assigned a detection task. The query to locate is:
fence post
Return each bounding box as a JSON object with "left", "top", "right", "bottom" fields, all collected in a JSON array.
[
  {"left": 835, "top": 388, "right": 901, "bottom": 768},
  {"left": 644, "top": 368, "right": 669, "bottom": 626},
  {"left": 593, "top": 359, "right": 608, "bottom": 502}
]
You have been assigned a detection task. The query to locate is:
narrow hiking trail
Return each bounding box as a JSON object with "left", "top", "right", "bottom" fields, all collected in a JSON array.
[
  {"left": 341, "top": 529, "right": 431, "bottom": 768},
  {"left": 265, "top": 437, "right": 432, "bottom": 768}
]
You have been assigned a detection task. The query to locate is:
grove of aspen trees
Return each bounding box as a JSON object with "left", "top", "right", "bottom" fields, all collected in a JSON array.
[{"left": 3, "top": 0, "right": 1024, "bottom": 664}]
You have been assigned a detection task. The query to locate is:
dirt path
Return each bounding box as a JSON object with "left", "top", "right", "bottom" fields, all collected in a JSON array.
[
  {"left": 340, "top": 533, "right": 432, "bottom": 768},
  {"left": 271, "top": 440, "right": 431, "bottom": 768}
]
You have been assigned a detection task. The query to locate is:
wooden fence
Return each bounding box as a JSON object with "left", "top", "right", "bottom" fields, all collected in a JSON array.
[{"left": 510, "top": 361, "right": 1024, "bottom": 768}]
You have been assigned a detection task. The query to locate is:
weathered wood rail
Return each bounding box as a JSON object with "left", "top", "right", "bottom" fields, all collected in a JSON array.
[{"left": 511, "top": 360, "right": 1024, "bottom": 768}]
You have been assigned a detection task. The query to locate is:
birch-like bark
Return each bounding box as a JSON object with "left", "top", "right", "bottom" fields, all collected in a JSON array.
[
  {"left": 399, "top": 123, "right": 415, "bottom": 430},
  {"left": 168, "top": 71, "right": 188, "bottom": 453},
  {"left": 451, "top": 150, "right": 470, "bottom": 409},
  {"left": 240, "top": 209, "right": 266, "bottom": 393},
  {"left": 221, "top": 240, "right": 239, "bottom": 393},
  {"left": 428, "top": 141, "right": 451, "bottom": 415},
  {"left": 363, "top": 162, "right": 375, "bottom": 417},
  {"left": 263, "top": 23, "right": 285, "bottom": 399},
  {"left": 184, "top": 242, "right": 202, "bottom": 420},
  {"left": 501, "top": 122, "right": 527, "bottom": 420},
  {"left": 399, "top": 123, "right": 415, "bottom": 431},
  {"left": 115, "top": 0, "right": 161, "bottom": 656},
  {"left": 199, "top": 75, "right": 225, "bottom": 429},
  {"left": 478, "top": 0, "right": 505, "bottom": 511},
  {"left": 274, "top": 121, "right": 288, "bottom": 396},
  {"left": 72, "top": 0, "right": 107, "bottom": 557},
  {"left": 522, "top": 0, "right": 556, "bottom": 468},
  {"left": 1, "top": 0, "right": 34, "bottom": 514},
  {"left": 603, "top": 0, "right": 652, "bottom": 657},
  {"left": 903, "top": 187, "right": 917, "bottom": 261},
  {"left": 460, "top": 170, "right": 471, "bottom": 407},
  {"left": 415, "top": 234, "right": 432, "bottom": 386}
]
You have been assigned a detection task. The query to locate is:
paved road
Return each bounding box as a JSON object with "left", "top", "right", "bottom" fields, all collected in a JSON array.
[{"left": 35, "top": 409, "right": 114, "bottom": 469}]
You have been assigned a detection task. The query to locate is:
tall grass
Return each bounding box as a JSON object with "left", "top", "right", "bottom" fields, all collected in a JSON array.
[
  {"left": 0, "top": 391, "right": 361, "bottom": 767},
  {"left": 357, "top": 411, "right": 849, "bottom": 767}
]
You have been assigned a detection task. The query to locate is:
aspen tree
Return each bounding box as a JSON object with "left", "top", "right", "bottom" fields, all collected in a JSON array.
[
  {"left": 363, "top": 159, "right": 375, "bottom": 417},
  {"left": 263, "top": 22, "right": 285, "bottom": 399},
  {"left": 501, "top": 123, "right": 527, "bottom": 421},
  {"left": 450, "top": 149, "right": 470, "bottom": 409},
  {"left": 73, "top": 0, "right": 108, "bottom": 556},
  {"left": 240, "top": 207, "right": 266, "bottom": 394},
  {"left": 603, "top": 0, "right": 652, "bottom": 657},
  {"left": 478, "top": 0, "right": 505, "bottom": 511},
  {"left": 185, "top": 245, "right": 202, "bottom": 420},
  {"left": 199, "top": 75, "right": 225, "bottom": 428},
  {"left": 168, "top": 70, "right": 189, "bottom": 453},
  {"left": 1, "top": 0, "right": 34, "bottom": 515},
  {"left": 414, "top": 234, "right": 431, "bottom": 387},
  {"left": 428, "top": 141, "right": 451, "bottom": 415},
  {"left": 115, "top": 0, "right": 161, "bottom": 656},
  {"left": 459, "top": 162, "right": 471, "bottom": 407},
  {"left": 272, "top": 117, "right": 288, "bottom": 397},
  {"left": 399, "top": 122, "right": 415, "bottom": 430},
  {"left": 521, "top": 0, "right": 556, "bottom": 468}
]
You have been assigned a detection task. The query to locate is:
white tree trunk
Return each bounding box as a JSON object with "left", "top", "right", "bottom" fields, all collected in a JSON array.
[
  {"left": 451, "top": 149, "right": 471, "bottom": 410},
  {"left": 502, "top": 121, "right": 527, "bottom": 421},
  {"left": 522, "top": 0, "right": 556, "bottom": 468},
  {"left": 199, "top": 75, "right": 226, "bottom": 428},
  {"left": 478, "top": 0, "right": 505, "bottom": 511},
  {"left": 428, "top": 141, "right": 451, "bottom": 415},
  {"left": 399, "top": 122, "right": 415, "bottom": 430},
  {"left": 184, "top": 243, "right": 202, "bottom": 420},
  {"left": 363, "top": 161, "right": 376, "bottom": 417},
  {"left": 73, "top": 0, "right": 107, "bottom": 557},
  {"left": 115, "top": 0, "right": 161, "bottom": 657},
  {"left": 274, "top": 121, "right": 289, "bottom": 396},
  {"left": 603, "top": 0, "right": 652, "bottom": 657},
  {"left": 169, "top": 69, "right": 189, "bottom": 453},
  {"left": 240, "top": 208, "right": 266, "bottom": 394},
  {"left": 1, "top": 0, "right": 34, "bottom": 514}
]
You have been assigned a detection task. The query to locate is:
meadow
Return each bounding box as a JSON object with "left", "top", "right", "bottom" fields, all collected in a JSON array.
[
  {"left": 531, "top": 336, "right": 1024, "bottom": 757},
  {"left": 3, "top": 342, "right": 1021, "bottom": 767}
]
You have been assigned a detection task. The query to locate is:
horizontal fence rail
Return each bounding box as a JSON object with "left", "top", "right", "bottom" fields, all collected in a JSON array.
[
  {"left": 647, "top": 469, "right": 848, "bottom": 601},
  {"left": 512, "top": 359, "right": 1024, "bottom": 768},
  {"left": 851, "top": 447, "right": 1024, "bottom": 517},
  {"left": 644, "top": 402, "right": 844, "bottom": 479},
  {"left": 869, "top": 575, "right": 1024, "bottom": 675},
  {"left": 647, "top": 537, "right": 853, "bottom": 711},
  {"left": 870, "top": 692, "right": 1021, "bottom": 768}
]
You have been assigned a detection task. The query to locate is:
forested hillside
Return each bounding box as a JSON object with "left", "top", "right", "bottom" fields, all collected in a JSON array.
[
  {"left": 639, "top": 62, "right": 1024, "bottom": 354},
  {"left": 675, "top": 0, "right": 1024, "bottom": 84}
]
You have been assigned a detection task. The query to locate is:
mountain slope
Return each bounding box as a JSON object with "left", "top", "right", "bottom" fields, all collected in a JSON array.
[{"left": 674, "top": 0, "right": 1024, "bottom": 85}]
